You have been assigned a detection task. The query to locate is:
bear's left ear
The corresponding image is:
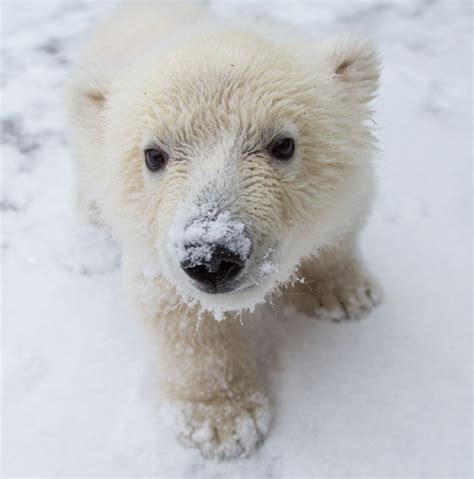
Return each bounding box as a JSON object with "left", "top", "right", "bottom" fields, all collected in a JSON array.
[{"left": 320, "top": 34, "right": 381, "bottom": 103}]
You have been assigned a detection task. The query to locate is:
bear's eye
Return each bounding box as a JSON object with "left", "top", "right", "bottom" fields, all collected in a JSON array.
[
  {"left": 144, "top": 147, "right": 168, "bottom": 172},
  {"left": 268, "top": 137, "right": 295, "bottom": 160}
]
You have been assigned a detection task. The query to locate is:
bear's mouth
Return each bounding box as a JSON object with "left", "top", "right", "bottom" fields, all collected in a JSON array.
[
  {"left": 184, "top": 253, "right": 279, "bottom": 298},
  {"left": 190, "top": 277, "right": 245, "bottom": 295},
  {"left": 160, "top": 242, "right": 283, "bottom": 320}
]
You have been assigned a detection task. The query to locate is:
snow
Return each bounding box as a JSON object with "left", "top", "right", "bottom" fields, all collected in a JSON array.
[
  {"left": 1, "top": 0, "right": 472, "bottom": 477},
  {"left": 169, "top": 208, "right": 251, "bottom": 267}
]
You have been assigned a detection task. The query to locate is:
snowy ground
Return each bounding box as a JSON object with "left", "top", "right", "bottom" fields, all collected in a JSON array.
[{"left": 1, "top": 0, "right": 472, "bottom": 477}]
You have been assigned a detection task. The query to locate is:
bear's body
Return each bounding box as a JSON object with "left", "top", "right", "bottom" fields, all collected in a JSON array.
[{"left": 66, "top": 3, "right": 381, "bottom": 459}]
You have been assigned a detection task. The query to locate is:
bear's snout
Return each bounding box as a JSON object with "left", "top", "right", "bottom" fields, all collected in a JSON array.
[
  {"left": 181, "top": 245, "right": 246, "bottom": 293},
  {"left": 171, "top": 210, "right": 252, "bottom": 294}
]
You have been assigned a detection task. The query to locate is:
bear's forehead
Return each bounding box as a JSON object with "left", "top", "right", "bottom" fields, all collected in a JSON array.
[
  {"left": 139, "top": 31, "right": 313, "bottom": 114},
  {"left": 129, "top": 34, "right": 319, "bottom": 148},
  {"left": 148, "top": 87, "right": 307, "bottom": 151},
  {"left": 143, "top": 69, "right": 311, "bottom": 146}
]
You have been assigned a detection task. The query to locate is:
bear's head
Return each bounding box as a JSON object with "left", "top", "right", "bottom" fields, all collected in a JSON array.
[{"left": 92, "top": 31, "right": 380, "bottom": 317}]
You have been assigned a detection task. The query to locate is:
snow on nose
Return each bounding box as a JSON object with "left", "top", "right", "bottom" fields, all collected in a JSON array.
[{"left": 169, "top": 209, "right": 251, "bottom": 274}]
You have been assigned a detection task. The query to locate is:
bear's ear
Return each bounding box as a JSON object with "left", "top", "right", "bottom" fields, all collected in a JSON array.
[
  {"left": 80, "top": 79, "right": 108, "bottom": 106},
  {"left": 320, "top": 34, "right": 381, "bottom": 102},
  {"left": 65, "top": 65, "right": 111, "bottom": 121}
]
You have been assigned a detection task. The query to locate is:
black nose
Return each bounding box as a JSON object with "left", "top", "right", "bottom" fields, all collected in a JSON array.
[{"left": 181, "top": 246, "right": 245, "bottom": 293}]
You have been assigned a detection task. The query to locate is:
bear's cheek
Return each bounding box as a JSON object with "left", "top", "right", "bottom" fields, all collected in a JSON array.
[{"left": 142, "top": 166, "right": 192, "bottom": 245}]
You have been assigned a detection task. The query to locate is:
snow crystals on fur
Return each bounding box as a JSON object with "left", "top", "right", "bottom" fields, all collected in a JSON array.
[{"left": 169, "top": 207, "right": 251, "bottom": 268}]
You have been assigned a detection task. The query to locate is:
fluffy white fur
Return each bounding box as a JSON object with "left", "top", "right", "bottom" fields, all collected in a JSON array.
[{"left": 66, "top": 2, "right": 382, "bottom": 459}]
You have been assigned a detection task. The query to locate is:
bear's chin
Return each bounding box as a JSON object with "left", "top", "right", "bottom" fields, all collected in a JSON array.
[
  {"left": 157, "top": 244, "right": 287, "bottom": 320},
  {"left": 176, "top": 277, "right": 275, "bottom": 321},
  {"left": 159, "top": 264, "right": 279, "bottom": 321}
]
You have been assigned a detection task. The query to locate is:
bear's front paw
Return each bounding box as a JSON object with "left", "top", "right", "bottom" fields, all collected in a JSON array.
[
  {"left": 290, "top": 270, "right": 382, "bottom": 322},
  {"left": 314, "top": 274, "right": 382, "bottom": 321},
  {"left": 160, "top": 391, "right": 270, "bottom": 460}
]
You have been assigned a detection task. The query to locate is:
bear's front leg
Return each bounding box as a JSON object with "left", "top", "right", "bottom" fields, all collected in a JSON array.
[
  {"left": 153, "top": 303, "right": 270, "bottom": 459},
  {"left": 285, "top": 240, "right": 382, "bottom": 322}
]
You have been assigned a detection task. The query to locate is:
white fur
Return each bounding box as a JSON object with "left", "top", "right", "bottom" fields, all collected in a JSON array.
[{"left": 66, "top": 2, "right": 381, "bottom": 459}]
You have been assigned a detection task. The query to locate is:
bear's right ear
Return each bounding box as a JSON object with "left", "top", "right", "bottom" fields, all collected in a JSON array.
[
  {"left": 320, "top": 34, "right": 381, "bottom": 103},
  {"left": 80, "top": 78, "right": 108, "bottom": 106},
  {"left": 65, "top": 65, "right": 110, "bottom": 123}
]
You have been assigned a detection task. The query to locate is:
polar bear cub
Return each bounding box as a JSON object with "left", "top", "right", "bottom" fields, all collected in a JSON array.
[{"left": 66, "top": 2, "right": 381, "bottom": 459}]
